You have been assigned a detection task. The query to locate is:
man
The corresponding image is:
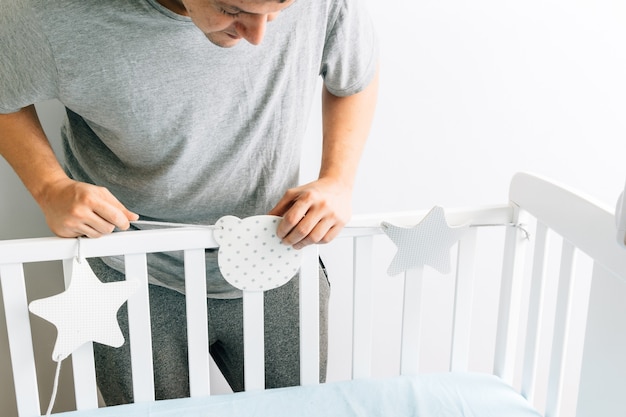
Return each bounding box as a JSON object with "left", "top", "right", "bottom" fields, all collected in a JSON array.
[{"left": 0, "top": 0, "right": 378, "bottom": 404}]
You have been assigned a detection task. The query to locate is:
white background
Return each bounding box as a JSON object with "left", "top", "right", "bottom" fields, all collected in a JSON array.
[{"left": 1, "top": 0, "right": 625, "bottom": 415}]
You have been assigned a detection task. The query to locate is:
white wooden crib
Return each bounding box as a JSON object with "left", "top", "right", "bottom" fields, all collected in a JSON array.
[{"left": 2, "top": 172, "right": 625, "bottom": 417}]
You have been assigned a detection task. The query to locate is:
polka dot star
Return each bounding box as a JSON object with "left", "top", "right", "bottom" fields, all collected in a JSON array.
[
  {"left": 214, "top": 215, "right": 302, "bottom": 292},
  {"left": 382, "top": 206, "right": 469, "bottom": 276},
  {"left": 29, "top": 258, "right": 139, "bottom": 361}
]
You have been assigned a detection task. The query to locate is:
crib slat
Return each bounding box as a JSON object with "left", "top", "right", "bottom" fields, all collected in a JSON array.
[
  {"left": 450, "top": 228, "right": 477, "bottom": 372},
  {"left": 184, "top": 249, "right": 211, "bottom": 397},
  {"left": 352, "top": 236, "right": 374, "bottom": 379},
  {"left": 299, "top": 245, "right": 319, "bottom": 385},
  {"left": 124, "top": 253, "right": 155, "bottom": 403},
  {"left": 494, "top": 214, "right": 528, "bottom": 383},
  {"left": 400, "top": 266, "right": 424, "bottom": 375},
  {"left": 544, "top": 240, "right": 576, "bottom": 417},
  {"left": 243, "top": 291, "right": 265, "bottom": 391},
  {"left": 521, "top": 222, "right": 550, "bottom": 402},
  {"left": 0, "top": 263, "right": 41, "bottom": 417},
  {"left": 61, "top": 259, "right": 99, "bottom": 411},
  {"left": 70, "top": 345, "right": 98, "bottom": 410}
]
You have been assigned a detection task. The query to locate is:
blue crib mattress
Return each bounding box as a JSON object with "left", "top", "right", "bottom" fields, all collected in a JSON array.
[{"left": 56, "top": 372, "right": 541, "bottom": 417}]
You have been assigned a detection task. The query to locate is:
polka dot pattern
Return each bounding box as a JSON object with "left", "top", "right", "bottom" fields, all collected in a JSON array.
[{"left": 214, "top": 215, "right": 302, "bottom": 292}]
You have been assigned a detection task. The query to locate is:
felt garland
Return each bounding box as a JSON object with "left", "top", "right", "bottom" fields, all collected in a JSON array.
[
  {"left": 29, "top": 255, "right": 139, "bottom": 414},
  {"left": 382, "top": 206, "right": 469, "bottom": 275}
]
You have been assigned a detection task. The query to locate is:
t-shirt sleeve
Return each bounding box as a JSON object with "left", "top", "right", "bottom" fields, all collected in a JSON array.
[
  {"left": 320, "top": 0, "right": 379, "bottom": 97},
  {"left": 0, "top": 0, "right": 58, "bottom": 113}
]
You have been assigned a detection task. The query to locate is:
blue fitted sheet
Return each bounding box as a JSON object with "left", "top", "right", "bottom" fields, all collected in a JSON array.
[{"left": 56, "top": 372, "right": 542, "bottom": 417}]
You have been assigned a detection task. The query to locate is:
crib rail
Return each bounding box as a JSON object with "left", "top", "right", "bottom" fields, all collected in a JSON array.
[{"left": 1, "top": 172, "right": 622, "bottom": 417}]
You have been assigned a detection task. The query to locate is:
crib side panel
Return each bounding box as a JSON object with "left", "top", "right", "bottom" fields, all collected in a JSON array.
[
  {"left": 511, "top": 225, "right": 593, "bottom": 417},
  {"left": 345, "top": 206, "right": 514, "bottom": 380},
  {"left": 508, "top": 172, "right": 626, "bottom": 416},
  {"left": 1, "top": 228, "right": 219, "bottom": 415}
]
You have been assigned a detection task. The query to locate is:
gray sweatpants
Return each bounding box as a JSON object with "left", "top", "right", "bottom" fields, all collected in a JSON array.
[{"left": 88, "top": 257, "right": 330, "bottom": 405}]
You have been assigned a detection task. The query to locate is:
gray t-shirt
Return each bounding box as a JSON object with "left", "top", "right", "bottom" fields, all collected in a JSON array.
[{"left": 0, "top": 0, "right": 378, "bottom": 298}]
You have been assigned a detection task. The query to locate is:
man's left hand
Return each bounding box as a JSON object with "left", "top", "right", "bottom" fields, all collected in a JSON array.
[{"left": 268, "top": 178, "right": 352, "bottom": 249}]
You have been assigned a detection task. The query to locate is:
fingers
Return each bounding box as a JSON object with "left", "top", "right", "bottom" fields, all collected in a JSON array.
[
  {"left": 273, "top": 184, "right": 350, "bottom": 249},
  {"left": 86, "top": 198, "right": 138, "bottom": 237},
  {"left": 54, "top": 200, "right": 136, "bottom": 238},
  {"left": 93, "top": 189, "right": 139, "bottom": 231},
  {"left": 44, "top": 180, "right": 138, "bottom": 238},
  {"left": 281, "top": 215, "right": 342, "bottom": 250}
]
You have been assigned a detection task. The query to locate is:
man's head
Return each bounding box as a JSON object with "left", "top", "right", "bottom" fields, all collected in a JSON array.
[{"left": 160, "top": 0, "right": 295, "bottom": 48}]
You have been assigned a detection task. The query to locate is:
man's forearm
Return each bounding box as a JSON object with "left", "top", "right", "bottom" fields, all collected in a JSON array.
[
  {"left": 270, "top": 67, "right": 379, "bottom": 248},
  {"left": 0, "top": 105, "right": 68, "bottom": 204},
  {"left": 319, "top": 66, "right": 379, "bottom": 188},
  {"left": 0, "top": 105, "right": 137, "bottom": 237}
]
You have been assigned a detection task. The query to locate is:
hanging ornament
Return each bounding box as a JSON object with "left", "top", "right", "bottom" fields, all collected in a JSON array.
[
  {"left": 382, "top": 206, "right": 469, "bottom": 275},
  {"left": 29, "top": 257, "right": 139, "bottom": 362},
  {"left": 214, "top": 215, "right": 302, "bottom": 291}
]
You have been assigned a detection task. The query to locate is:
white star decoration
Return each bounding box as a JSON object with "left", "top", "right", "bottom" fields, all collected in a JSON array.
[
  {"left": 382, "top": 206, "right": 469, "bottom": 276},
  {"left": 29, "top": 258, "right": 139, "bottom": 361}
]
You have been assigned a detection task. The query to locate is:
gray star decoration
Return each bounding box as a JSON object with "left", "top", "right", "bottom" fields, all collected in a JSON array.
[
  {"left": 29, "top": 258, "right": 139, "bottom": 361},
  {"left": 382, "top": 206, "right": 469, "bottom": 276}
]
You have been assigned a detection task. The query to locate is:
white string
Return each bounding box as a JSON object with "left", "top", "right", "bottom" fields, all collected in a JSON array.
[
  {"left": 135, "top": 218, "right": 528, "bottom": 238},
  {"left": 76, "top": 236, "right": 83, "bottom": 263},
  {"left": 45, "top": 358, "right": 63, "bottom": 416},
  {"left": 131, "top": 220, "right": 222, "bottom": 229},
  {"left": 516, "top": 223, "right": 531, "bottom": 240},
  {"left": 469, "top": 222, "right": 531, "bottom": 240}
]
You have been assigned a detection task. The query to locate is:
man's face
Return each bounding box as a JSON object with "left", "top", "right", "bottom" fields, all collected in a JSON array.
[{"left": 164, "top": 0, "right": 295, "bottom": 48}]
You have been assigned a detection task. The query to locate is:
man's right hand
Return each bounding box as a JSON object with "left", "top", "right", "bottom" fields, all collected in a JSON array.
[
  {"left": 38, "top": 178, "right": 139, "bottom": 238},
  {"left": 0, "top": 106, "right": 138, "bottom": 238}
]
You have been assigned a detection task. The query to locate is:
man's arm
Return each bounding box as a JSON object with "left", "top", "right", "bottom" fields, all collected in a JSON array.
[
  {"left": 0, "top": 105, "right": 138, "bottom": 237},
  {"left": 270, "top": 67, "right": 379, "bottom": 248}
]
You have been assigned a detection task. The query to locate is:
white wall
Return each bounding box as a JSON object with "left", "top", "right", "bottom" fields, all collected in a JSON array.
[
  {"left": 1, "top": 0, "right": 625, "bottom": 414},
  {"left": 302, "top": 0, "right": 626, "bottom": 413},
  {"left": 310, "top": 0, "right": 626, "bottom": 211}
]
